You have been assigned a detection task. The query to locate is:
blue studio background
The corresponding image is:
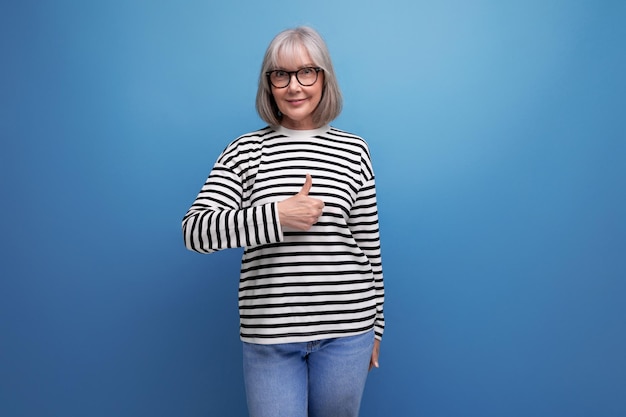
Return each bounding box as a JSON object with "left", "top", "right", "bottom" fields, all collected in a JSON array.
[{"left": 1, "top": 1, "right": 625, "bottom": 416}]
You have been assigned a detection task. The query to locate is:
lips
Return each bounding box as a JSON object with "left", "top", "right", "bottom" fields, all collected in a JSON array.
[{"left": 286, "top": 98, "right": 308, "bottom": 105}]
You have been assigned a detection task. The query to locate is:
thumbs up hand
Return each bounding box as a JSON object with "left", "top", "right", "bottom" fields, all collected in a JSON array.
[{"left": 277, "top": 174, "right": 325, "bottom": 230}]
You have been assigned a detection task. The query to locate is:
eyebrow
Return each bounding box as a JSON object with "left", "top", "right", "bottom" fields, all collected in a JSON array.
[{"left": 273, "top": 63, "right": 317, "bottom": 71}]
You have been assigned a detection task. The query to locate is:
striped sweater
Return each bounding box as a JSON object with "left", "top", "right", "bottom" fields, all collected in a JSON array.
[{"left": 182, "top": 124, "right": 385, "bottom": 344}]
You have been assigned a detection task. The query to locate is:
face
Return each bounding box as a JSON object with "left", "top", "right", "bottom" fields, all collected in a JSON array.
[{"left": 271, "top": 48, "right": 324, "bottom": 130}]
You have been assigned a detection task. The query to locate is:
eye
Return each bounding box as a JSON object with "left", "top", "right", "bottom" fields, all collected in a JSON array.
[
  {"left": 300, "top": 67, "right": 315, "bottom": 75},
  {"left": 273, "top": 70, "right": 288, "bottom": 78}
]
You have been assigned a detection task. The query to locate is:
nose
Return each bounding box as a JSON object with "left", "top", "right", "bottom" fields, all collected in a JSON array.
[{"left": 286, "top": 73, "right": 301, "bottom": 92}]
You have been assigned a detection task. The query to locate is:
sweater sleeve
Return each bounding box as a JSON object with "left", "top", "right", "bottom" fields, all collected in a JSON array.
[
  {"left": 348, "top": 176, "right": 386, "bottom": 340},
  {"left": 182, "top": 162, "right": 283, "bottom": 253}
]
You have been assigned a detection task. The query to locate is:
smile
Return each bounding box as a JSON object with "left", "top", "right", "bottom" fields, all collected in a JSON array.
[{"left": 286, "top": 98, "right": 308, "bottom": 105}]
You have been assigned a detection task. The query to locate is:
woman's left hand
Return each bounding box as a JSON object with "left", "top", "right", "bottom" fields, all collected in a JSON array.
[{"left": 369, "top": 339, "right": 381, "bottom": 371}]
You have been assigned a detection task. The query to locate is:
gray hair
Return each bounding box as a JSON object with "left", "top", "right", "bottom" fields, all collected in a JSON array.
[{"left": 256, "top": 26, "right": 343, "bottom": 127}]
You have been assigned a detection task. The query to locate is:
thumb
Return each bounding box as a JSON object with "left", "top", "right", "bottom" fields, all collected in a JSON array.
[{"left": 299, "top": 174, "right": 312, "bottom": 196}]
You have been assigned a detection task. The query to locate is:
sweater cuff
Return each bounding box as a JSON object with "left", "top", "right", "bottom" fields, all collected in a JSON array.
[
  {"left": 270, "top": 201, "right": 284, "bottom": 242},
  {"left": 374, "top": 320, "right": 384, "bottom": 341}
]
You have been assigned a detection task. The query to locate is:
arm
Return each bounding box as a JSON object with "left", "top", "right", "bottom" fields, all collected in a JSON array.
[
  {"left": 182, "top": 166, "right": 325, "bottom": 252},
  {"left": 348, "top": 177, "right": 385, "bottom": 341},
  {"left": 182, "top": 163, "right": 283, "bottom": 253},
  {"left": 349, "top": 176, "right": 385, "bottom": 371}
]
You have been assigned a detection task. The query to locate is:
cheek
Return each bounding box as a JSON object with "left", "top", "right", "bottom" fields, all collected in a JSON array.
[
  {"left": 270, "top": 92, "right": 285, "bottom": 111},
  {"left": 310, "top": 83, "right": 323, "bottom": 100},
  {"left": 314, "top": 87, "right": 324, "bottom": 105}
]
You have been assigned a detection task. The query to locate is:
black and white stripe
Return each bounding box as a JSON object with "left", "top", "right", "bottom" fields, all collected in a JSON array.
[{"left": 182, "top": 125, "right": 385, "bottom": 344}]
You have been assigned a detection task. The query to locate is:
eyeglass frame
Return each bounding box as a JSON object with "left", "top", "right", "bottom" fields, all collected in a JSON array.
[{"left": 265, "top": 67, "right": 323, "bottom": 89}]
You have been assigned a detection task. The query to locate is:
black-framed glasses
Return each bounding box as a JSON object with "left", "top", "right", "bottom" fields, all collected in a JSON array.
[{"left": 266, "top": 67, "right": 323, "bottom": 88}]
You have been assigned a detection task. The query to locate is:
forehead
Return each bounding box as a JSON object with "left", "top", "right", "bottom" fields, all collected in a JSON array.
[{"left": 274, "top": 42, "right": 314, "bottom": 69}]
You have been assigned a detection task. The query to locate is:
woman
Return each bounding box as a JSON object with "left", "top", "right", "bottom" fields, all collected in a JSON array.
[{"left": 182, "top": 26, "right": 385, "bottom": 417}]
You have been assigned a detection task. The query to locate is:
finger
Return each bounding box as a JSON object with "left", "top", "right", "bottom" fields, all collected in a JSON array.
[
  {"left": 299, "top": 173, "right": 312, "bottom": 196},
  {"left": 369, "top": 340, "right": 380, "bottom": 371}
]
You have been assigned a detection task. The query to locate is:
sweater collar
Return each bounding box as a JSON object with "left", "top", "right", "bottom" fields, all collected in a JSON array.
[{"left": 274, "top": 124, "right": 330, "bottom": 138}]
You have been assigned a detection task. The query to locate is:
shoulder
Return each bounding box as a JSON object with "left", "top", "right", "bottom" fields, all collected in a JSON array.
[
  {"left": 218, "top": 126, "right": 277, "bottom": 163},
  {"left": 227, "top": 126, "right": 277, "bottom": 149},
  {"left": 326, "top": 126, "right": 371, "bottom": 156}
]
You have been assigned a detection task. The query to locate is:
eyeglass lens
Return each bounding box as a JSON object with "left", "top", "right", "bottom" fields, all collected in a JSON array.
[{"left": 269, "top": 68, "right": 319, "bottom": 88}]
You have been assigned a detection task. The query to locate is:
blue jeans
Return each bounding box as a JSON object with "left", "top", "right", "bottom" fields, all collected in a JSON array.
[{"left": 242, "top": 330, "right": 375, "bottom": 417}]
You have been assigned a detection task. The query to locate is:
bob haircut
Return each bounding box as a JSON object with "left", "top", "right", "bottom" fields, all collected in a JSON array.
[{"left": 256, "top": 26, "right": 343, "bottom": 128}]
